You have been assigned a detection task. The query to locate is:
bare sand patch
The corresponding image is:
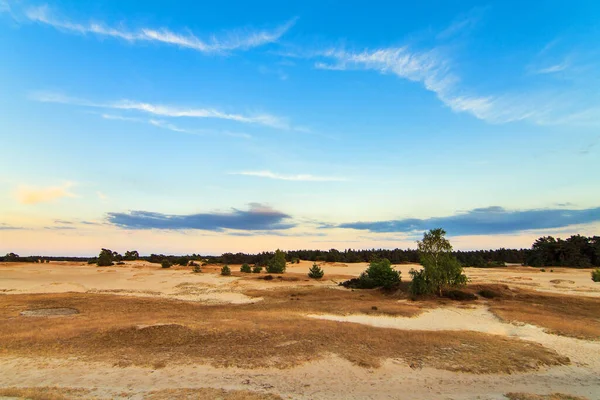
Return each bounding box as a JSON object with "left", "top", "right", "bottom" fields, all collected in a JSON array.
[
  {"left": 308, "top": 306, "right": 600, "bottom": 369},
  {"left": 20, "top": 308, "right": 79, "bottom": 317}
]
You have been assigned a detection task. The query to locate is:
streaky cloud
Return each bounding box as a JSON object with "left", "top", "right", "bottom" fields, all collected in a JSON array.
[
  {"left": 107, "top": 203, "right": 295, "bottom": 231},
  {"left": 231, "top": 170, "right": 348, "bottom": 182},
  {"left": 0, "top": 223, "right": 24, "bottom": 230},
  {"left": 334, "top": 206, "right": 600, "bottom": 236},
  {"left": 30, "top": 91, "right": 289, "bottom": 129},
  {"left": 24, "top": 5, "right": 295, "bottom": 53},
  {"left": 100, "top": 114, "right": 252, "bottom": 139},
  {"left": 312, "top": 24, "right": 600, "bottom": 126}
]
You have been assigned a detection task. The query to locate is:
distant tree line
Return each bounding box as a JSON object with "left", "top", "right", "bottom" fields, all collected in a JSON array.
[
  {"left": 2, "top": 234, "right": 598, "bottom": 268},
  {"left": 525, "top": 235, "right": 600, "bottom": 268}
]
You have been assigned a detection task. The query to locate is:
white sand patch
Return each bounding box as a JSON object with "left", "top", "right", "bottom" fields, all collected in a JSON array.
[{"left": 308, "top": 307, "right": 600, "bottom": 368}]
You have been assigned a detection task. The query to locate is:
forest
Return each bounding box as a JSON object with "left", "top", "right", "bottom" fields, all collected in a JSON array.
[{"left": 2, "top": 235, "right": 599, "bottom": 268}]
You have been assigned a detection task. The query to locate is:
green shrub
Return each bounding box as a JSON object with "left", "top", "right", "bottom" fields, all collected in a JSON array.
[
  {"left": 540, "top": 268, "right": 546, "bottom": 272},
  {"left": 252, "top": 264, "right": 262, "bottom": 273},
  {"left": 592, "top": 269, "right": 600, "bottom": 282},
  {"left": 365, "top": 258, "right": 401, "bottom": 288},
  {"left": 192, "top": 264, "right": 201, "bottom": 273},
  {"left": 161, "top": 260, "right": 172, "bottom": 269},
  {"left": 221, "top": 265, "right": 231, "bottom": 276},
  {"left": 97, "top": 254, "right": 113, "bottom": 267},
  {"left": 266, "top": 249, "right": 286, "bottom": 274},
  {"left": 240, "top": 263, "right": 252, "bottom": 273},
  {"left": 342, "top": 258, "right": 400, "bottom": 289},
  {"left": 408, "top": 268, "right": 432, "bottom": 296},
  {"left": 308, "top": 263, "right": 324, "bottom": 279}
]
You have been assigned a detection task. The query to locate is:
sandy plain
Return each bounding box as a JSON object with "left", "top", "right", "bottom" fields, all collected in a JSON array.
[{"left": 0, "top": 260, "right": 599, "bottom": 399}]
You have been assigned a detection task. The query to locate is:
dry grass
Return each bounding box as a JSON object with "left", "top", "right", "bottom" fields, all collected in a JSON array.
[
  {"left": 0, "top": 387, "right": 282, "bottom": 400},
  {"left": 487, "top": 290, "right": 600, "bottom": 340},
  {"left": 0, "top": 387, "right": 92, "bottom": 400},
  {"left": 505, "top": 393, "right": 589, "bottom": 400},
  {"left": 145, "top": 388, "right": 283, "bottom": 400},
  {"left": 0, "top": 291, "right": 568, "bottom": 373}
]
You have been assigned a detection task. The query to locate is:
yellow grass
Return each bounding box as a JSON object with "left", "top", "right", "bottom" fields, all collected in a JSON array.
[
  {"left": 487, "top": 289, "right": 600, "bottom": 340},
  {"left": 505, "top": 393, "right": 589, "bottom": 400},
  {"left": 0, "top": 291, "right": 569, "bottom": 373}
]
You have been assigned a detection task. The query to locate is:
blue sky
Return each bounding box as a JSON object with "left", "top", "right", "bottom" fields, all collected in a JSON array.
[{"left": 1, "top": 0, "right": 599, "bottom": 256}]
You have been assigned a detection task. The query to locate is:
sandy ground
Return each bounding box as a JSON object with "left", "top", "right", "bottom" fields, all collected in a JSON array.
[
  {"left": 1, "top": 261, "right": 599, "bottom": 399},
  {"left": 2, "top": 261, "right": 598, "bottom": 301}
]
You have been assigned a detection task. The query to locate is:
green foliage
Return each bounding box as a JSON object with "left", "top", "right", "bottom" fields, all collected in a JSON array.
[
  {"left": 192, "top": 264, "right": 202, "bottom": 273},
  {"left": 540, "top": 268, "right": 546, "bottom": 272},
  {"left": 363, "top": 258, "right": 401, "bottom": 288},
  {"left": 161, "top": 260, "right": 172, "bottom": 269},
  {"left": 592, "top": 269, "right": 600, "bottom": 282},
  {"left": 240, "top": 263, "right": 252, "bottom": 273},
  {"left": 221, "top": 265, "right": 231, "bottom": 276},
  {"left": 87, "top": 258, "right": 97, "bottom": 265},
  {"left": 308, "top": 263, "right": 324, "bottom": 279},
  {"left": 413, "top": 228, "right": 467, "bottom": 296},
  {"left": 266, "top": 249, "right": 287, "bottom": 273},
  {"left": 97, "top": 248, "right": 114, "bottom": 267},
  {"left": 4, "top": 253, "right": 20, "bottom": 262},
  {"left": 341, "top": 259, "right": 401, "bottom": 289},
  {"left": 408, "top": 268, "right": 432, "bottom": 296},
  {"left": 124, "top": 250, "right": 139, "bottom": 261},
  {"left": 526, "top": 235, "right": 600, "bottom": 268},
  {"left": 252, "top": 264, "right": 263, "bottom": 273}
]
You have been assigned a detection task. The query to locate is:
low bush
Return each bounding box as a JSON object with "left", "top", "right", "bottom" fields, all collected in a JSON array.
[
  {"left": 240, "top": 263, "right": 252, "bottom": 273},
  {"left": 161, "top": 260, "right": 172, "bottom": 269},
  {"left": 252, "top": 264, "right": 262, "bottom": 273},
  {"left": 263, "top": 274, "right": 274, "bottom": 280},
  {"left": 116, "top": 261, "right": 125, "bottom": 265},
  {"left": 443, "top": 289, "right": 477, "bottom": 301},
  {"left": 192, "top": 265, "right": 201, "bottom": 273},
  {"left": 592, "top": 269, "right": 600, "bottom": 282},
  {"left": 308, "top": 263, "right": 324, "bottom": 279},
  {"left": 540, "top": 268, "right": 546, "bottom": 272},
  {"left": 341, "top": 258, "right": 400, "bottom": 289},
  {"left": 221, "top": 265, "right": 231, "bottom": 276},
  {"left": 478, "top": 289, "right": 501, "bottom": 299},
  {"left": 408, "top": 268, "right": 432, "bottom": 296}
]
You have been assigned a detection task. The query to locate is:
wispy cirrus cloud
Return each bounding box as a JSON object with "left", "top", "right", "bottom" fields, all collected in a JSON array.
[
  {"left": 30, "top": 91, "right": 289, "bottom": 129},
  {"left": 100, "top": 113, "right": 252, "bottom": 139},
  {"left": 333, "top": 205, "right": 600, "bottom": 236},
  {"left": 23, "top": 5, "right": 295, "bottom": 53},
  {"left": 107, "top": 203, "right": 295, "bottom": 231},
  {"left": 15, "top": 182, "right": 77, "bottom": 205},
  {"left": 313, "top": 47, "right": 564, "bottom": 125},
  {"left": 310, "top": 14, "right": 600, "bottom": 126},
  {"left": 231, "top": 170, "right": 348, "bottom": 182}
]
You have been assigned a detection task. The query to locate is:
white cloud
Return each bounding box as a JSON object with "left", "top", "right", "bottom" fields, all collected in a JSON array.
[
  {"left": 314, "top": 45, "right": 599, "bottom": 126},
  {"left": 24, "top": 5, "right": 295, "bottom": 53},
  {"left": 535, "top": 62, "right": 569, "bottom": 74},
  {"left": 15, "top": 182, "right": 77, "bottom": 205},
  {"left": 100, "top": 113, "right": 252, "bottom": 139},
  {"left": 96, "top": 191, "right": 108, "bottom": 201},
  {"left": 232, "top": 170, "right": 348, "bottom": 182},
  {"left": 30, "top": 91, "right": 289, "bottom": 129}
]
